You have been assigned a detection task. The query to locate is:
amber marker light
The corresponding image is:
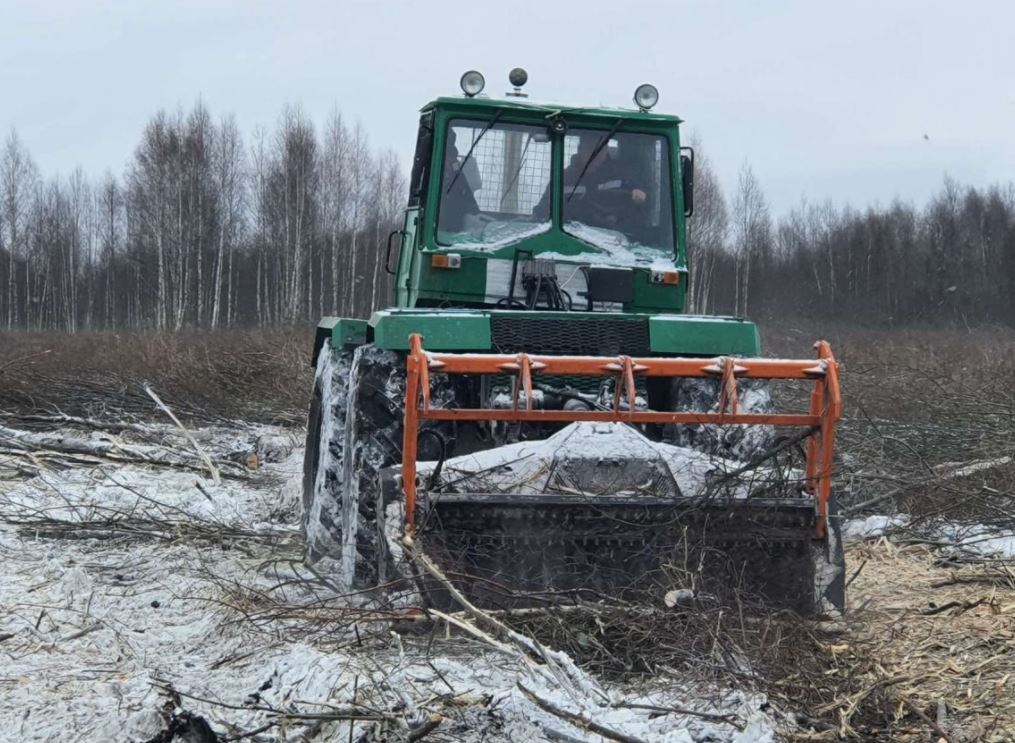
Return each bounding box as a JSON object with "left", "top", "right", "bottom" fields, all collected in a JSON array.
[
  {"left": 431, "top": 253, "right": 462, "bottom": 269},
  {"left": 651, "top": 270, "right": 681, "bottom": 285}
]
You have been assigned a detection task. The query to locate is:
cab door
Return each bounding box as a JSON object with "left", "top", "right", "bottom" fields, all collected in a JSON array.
[{"left": 394, "top": 111, "right": 435, "bottom": 307}]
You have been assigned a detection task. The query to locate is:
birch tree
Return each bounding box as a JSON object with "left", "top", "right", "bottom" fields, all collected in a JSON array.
[
  {"left": 1, "top": 130, "right": 39, "bottom": 329},
  {"left": 731, "top": 162, "right": 770, "bottom": 317}
]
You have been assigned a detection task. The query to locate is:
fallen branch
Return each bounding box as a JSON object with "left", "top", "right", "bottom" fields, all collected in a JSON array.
[
  {"left": 611, "top": 700, "right": 741, "bottom": 729},
  {"left": 518, "top": 682, "right": 648, "bottom": 743},
  {"left": 402, "top": 534, "right": 608, "bottom": 704},
  {"left": 0, "top": 424, "right": 245, "bottom": 478},
  {"left": 406, "top": 714, "right": 442, "bottom": 741},
  {"left": 846, "top": 455, "right": 1014, "bottom": 516},
  {"left": 0, "top": 349, "right": 51, "bottom": 375},
  {"left": 0, "top": 410, "right": 168, "bottom": 436},
  {"left": 898, "top": 695, "right": 951, "bottom": 743},
  {"left": 145, "top": 384, "right": 221, "bottom": 484},
  {"left": 919, "top": 597, "right": 986, "bottom": 616}
]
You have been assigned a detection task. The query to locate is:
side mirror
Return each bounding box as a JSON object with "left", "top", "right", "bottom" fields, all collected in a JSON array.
[
  {"left": 408, "top": 112, "right": 435, "bottom": 209},
  {"left": 385, "top": 230, "right": 405, "bottom": 275},
  {"left": 680, "top": 147, "right": 694, "bottom": 218}
]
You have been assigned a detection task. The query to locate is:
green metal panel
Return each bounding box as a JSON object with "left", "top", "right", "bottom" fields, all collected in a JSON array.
[
  {"left": 368, "top": 308, "right": 760, "bottom": 357},
  {"left": 330, "top": 318, "right": 369, "bottom": 348},
  {"left": 629, "top": 268, "right": 688, "bottom": 314},
  {"left": 412, "top": 250, "right": 687, "bottom": 314},
  {"left": 415, "top": 256, "right": 489, "bottom": 304},
  {"left": 648, "top": 315, "right": 761, "bottom": 356},
  {"left": 371, "top": 309, "right": 491, "bottom": 351}
]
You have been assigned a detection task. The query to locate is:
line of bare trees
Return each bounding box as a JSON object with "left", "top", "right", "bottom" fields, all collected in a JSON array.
[
  {"left": 0, "top": 102, "right": 403, "bottom": 332},
  {"left": 688, "top": 144, "right": 1015, "bottom": 326},
  {"left": 3, "top": 110, "right": 1014, "bottom": 332}
]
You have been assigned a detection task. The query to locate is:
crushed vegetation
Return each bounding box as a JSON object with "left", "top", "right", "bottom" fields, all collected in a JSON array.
[{"left": 1, "top": 324, "right": 1013, "bottom": 741}]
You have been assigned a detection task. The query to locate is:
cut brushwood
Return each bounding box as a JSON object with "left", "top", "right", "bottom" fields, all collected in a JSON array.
[{"left": 0, "top": 425, "right": 246, "bottom": 478}]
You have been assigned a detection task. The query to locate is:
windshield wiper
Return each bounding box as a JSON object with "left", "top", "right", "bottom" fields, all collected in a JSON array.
[
  {"left": 445, "top": 110, "right": 503, "bottom": 195},
  {"left": 567, "top": 118, "right": 625, "bottom": 202}
]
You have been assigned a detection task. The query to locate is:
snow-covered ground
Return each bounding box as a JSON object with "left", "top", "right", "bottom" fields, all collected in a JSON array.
[
  {"left": 0, "top": 423, "right": 780, "bottom": 743},
  {"left": 843, "top": 514, "right": 1015, "bottom": 559}
]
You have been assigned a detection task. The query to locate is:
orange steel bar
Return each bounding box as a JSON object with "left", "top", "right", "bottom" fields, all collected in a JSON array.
[
  {"left": 813, "top": 341, "right": 841, "bottom": 537},
  {"left": 403, "top": 335, "right": 423, "bottom": 533},
  {"left": 419, "top": 409, "right": 819, "bottom": 426},
  {"left": 418, "top": 353, "right": 827, "bottom": 379},
  {"left": 402, "top": 333, "right": 842, "bottom": 539}
]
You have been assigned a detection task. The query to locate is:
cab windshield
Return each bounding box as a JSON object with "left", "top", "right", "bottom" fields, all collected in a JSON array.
[
  {"left": 437, "top": 119, "right": 553, "bottom": 249},
  {"left": 562, "top": 128, "right": 675, "bottom": 262},
  {"left": 435, "top": 118, "right": 675, "bottom": 261}
]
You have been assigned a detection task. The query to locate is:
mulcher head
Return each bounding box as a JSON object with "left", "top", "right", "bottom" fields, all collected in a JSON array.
[{"left": 396, "top": 335, "right": 844, "bottom": 616}]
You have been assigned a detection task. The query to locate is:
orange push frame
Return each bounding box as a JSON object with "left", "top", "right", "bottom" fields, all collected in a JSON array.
[{"left": 402, "top": 333, "right": 841, "bottom": 538}]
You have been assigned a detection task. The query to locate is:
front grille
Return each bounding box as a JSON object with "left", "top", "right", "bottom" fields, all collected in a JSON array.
[{"left": 490, "top": 316, "right": 650, "bottom": 356}]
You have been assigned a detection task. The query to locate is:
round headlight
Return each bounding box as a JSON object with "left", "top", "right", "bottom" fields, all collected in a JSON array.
[
  {"left": 460, "top": 70, "right": 485, "bottom": 97},
  {"left": 633, "top": 83, "right": 659, "bottom": 110},
  {"left": 509, "top": 67, "right": 528, "bottom": 88}
]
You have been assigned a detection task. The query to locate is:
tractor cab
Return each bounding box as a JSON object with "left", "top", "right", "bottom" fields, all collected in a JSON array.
[{"left": 391, "top": 70, "right": 695, "bottom": 314}]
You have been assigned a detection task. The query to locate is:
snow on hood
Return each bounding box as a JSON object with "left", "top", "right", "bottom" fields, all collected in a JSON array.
[
  {"left": 562, "top": 221, "right": 678, "bottom": 270},
  {"left": 441, "top": 219, "right": 552, "bottom": 251}
]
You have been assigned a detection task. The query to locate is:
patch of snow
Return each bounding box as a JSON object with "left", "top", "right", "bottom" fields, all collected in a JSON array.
[
  {"left": 842, "top": 515, "right": 909, "bottom": 541},
  {"left": 0, "top": 420, "right": 784, "bottom": 742},
  {"left": 562, "top": 221, "right": 678, "bottom": 269},
  {"left": 933, "top": 522, "right": 1015, "bottom": 559},
  {"left": 440, "top": 219, "right": 551, "bottom": 251},
  {"left": 842, "top": 516, "right": 1015, "bottom": 559}
]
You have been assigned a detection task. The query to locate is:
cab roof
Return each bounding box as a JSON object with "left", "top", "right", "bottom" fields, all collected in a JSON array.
[{"left": 423, "top": 95, "right": 683, "bottom": 125}]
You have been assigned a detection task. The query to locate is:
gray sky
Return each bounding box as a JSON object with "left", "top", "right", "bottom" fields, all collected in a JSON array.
[{"left": 2, "top": 0, "right": 1013, "bottom": 215}]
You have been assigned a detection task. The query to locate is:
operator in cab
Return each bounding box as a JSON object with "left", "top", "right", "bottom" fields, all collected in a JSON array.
[
  {"left": 536, "top": 131, "right": 653, "bottom": 240},
  {"left": 437, "top": 129, "right": 481, "bottom": 233}
]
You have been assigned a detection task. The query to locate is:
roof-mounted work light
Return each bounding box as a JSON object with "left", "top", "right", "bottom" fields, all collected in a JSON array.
[
  {"left": 633, "top": 83, "right": 659, "bottom": 111},
  {"left": 460, "top": 70, "right": 485, "bottom": 97}
]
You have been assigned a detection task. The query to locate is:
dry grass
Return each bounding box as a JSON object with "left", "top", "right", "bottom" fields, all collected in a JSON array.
[
  {"left": 834, "top": 538, "right": 1015, "bottom": 742},
  {"left": 758, "top": 321, "right": 1015, "bottom": 739},
  {"left": 0, "top": 327, "right": 313, "bottom": 426},
  {"left": 761, "top": 321, "right": 1015, "bottom": 516}
]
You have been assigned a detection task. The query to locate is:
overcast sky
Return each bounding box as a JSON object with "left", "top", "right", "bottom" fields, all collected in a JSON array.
[{"left": 1, "top": 0, "right": 1012, "bottom": 215}]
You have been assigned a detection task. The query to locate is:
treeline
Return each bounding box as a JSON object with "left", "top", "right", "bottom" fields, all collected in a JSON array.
[
  {"left": 2, "top": 108, "right": 1014, "bottom": 331},
  {"left": 688, "top": 150, "right": 1015, "bottom": 326},
  {"left": 0, "top": 102, "right": 403, "bottom": 331}
]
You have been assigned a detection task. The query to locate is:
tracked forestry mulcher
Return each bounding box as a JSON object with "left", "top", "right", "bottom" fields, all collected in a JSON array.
[{"left": 303, "top": 69, "right": 845, "bottom": 615}]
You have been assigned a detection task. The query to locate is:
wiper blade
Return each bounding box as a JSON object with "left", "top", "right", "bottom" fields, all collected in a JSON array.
[
  {"left": 445, "top": 110, "right": 503, "bottom": 195},
  {"left": 567, "top": 118, "right": 625, "bottom": 203}
]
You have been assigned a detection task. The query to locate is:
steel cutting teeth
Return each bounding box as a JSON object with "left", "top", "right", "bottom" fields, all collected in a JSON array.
[{"left": 414, "top": 496, "right": 820, "bottom": 613}]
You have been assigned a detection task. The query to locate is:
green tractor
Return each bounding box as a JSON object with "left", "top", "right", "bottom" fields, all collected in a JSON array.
[{"left": 303, "top": 69, "right": 845, "bottom": 615}]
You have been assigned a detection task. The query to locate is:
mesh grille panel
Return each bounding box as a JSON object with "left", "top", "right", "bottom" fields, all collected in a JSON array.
[{"left": 490, "top": 316, "right": 650, "bottom": 356}]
